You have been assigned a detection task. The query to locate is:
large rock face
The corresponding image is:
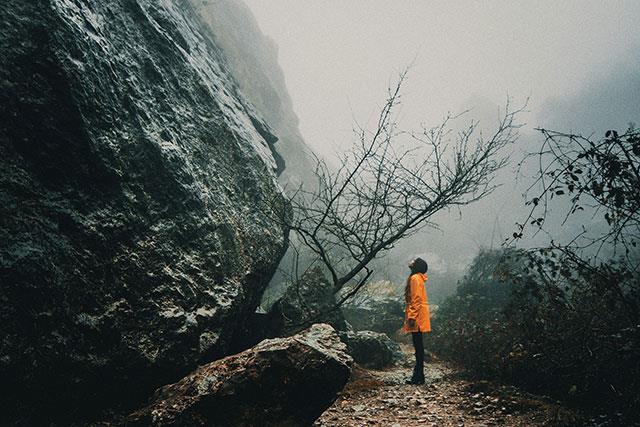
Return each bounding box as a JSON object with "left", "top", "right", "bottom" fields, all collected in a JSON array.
[
  {"left": 126, "top": 324, "right": 352, "bottom": 427},
  {"left": 190, "top": 0, "right": 323, "bottom": 309},
  {"left": 0, "top": 0, "right": 289, "bottom": 424},
  {"left": 191, "top": 0, "right": 316, "bottom": 187}
]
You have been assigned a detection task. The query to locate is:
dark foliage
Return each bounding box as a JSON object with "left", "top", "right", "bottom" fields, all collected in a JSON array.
[
  {"left": 431, "top": 248, "right": 640, "bottom": 422},
  {"left": 429, "top": 248, "right": 526, "bottom": 377},
  {"left": 433, "top": 127, "right": 640, "bottom": 423},
  {"left": 516, "top": 126, "right": 640, "bottom": 256}
]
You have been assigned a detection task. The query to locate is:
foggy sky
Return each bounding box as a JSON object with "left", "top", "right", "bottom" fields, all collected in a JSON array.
[
  {"left": 245, "top": 0, "right": 639, "bottom": 154},
  {"left": 243, "top": 0, "right": 640, "bottom": 287}
]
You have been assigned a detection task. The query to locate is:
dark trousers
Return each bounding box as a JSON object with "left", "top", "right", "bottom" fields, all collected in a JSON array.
[{"left": 411, "top": 332, "right": 424, "bottom": 380}]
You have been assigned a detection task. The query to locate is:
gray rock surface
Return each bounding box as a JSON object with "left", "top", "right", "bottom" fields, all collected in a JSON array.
[
  {"left": 267, "top": 267, "right": 348, "bottom": 338},
  {"left": 342, "top": 297, "right": 405, "bottom": 339},
  {"left": 191, "top": 0, "right": 316, "bottom": 187},
  {"left": 0, "top": 0, "right": 289, "bottom": 423},
  {"left": 126, "top": 323, "right": 352, "bottom": 427},
  {"left": 190, "top": 0, "right": 324, "bottom": 311},
  {"left": 338, "top": 330, "right": 404, "bottom": 369}
]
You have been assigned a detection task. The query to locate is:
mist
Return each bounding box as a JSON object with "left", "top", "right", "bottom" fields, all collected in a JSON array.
[
  {"left": 3, "top": 1, "right": 639, "bottom": 423},
  {"left": 245, "top": 0, "right": 640, "bottom": 292},
  {"left": 245, "top": 1, "right": 639, "bottom": 143}
]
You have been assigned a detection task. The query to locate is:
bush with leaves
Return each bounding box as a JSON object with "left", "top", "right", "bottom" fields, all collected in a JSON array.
[
  {"left": 434, "top": 127, "right": 640, "bottom": 422},
  {"left": 429, "top": 248, "right": 529, "bottom": 377},
  {"left": 432, "top": 247, "right": 640, "bottom": 421},
  {"left": 512, "top": 250, "right": 640, "bottom": 420},
  {"left": 517, "top": 126, "right": 640, "bottom": 256}
]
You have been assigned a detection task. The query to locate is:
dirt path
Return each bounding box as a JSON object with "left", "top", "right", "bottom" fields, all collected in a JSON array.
[{"left": 315, "top": 345, "right": 583, "bottom": 426}]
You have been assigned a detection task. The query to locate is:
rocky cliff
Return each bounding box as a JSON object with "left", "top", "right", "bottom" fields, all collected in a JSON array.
[
  {"left": 191, "top": 0, "right": 317, "bottom": 188},
  {"left": 0, "top": 0, "right": 290, "bottom": 424},
  {"left": 190, "top": 0, "right": 321, "bottom": 314}
]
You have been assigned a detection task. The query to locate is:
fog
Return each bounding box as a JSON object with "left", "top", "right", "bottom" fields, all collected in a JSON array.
[
  {"left": 246, "top": 1, "right": 639, "bottom": 147},
  {"left": 244, "top": 0, "right": 640, "bottom": 294}
]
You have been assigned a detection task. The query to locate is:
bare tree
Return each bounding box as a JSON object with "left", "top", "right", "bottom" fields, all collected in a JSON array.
[{"left": 277, "top": 70, "right": 524, "bottom": 306}]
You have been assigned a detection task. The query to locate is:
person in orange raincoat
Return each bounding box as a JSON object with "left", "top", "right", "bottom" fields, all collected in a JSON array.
[{"left": 403, "top": 257, "right": 430, "bottom": 384}]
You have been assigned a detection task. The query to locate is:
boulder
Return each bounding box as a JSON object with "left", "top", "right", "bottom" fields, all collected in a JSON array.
[
  {"left": 266, "top": 267, "right": 347, "bottom": 338},
  {"left": 338, "top": 330, "right": 404, "bottom": 369},
  {"left": 126, "top": 323, "right": 352, "bottom": 426},
  {"left": 342, "top": 297, "right": 405, "bottom": 338},
  {"left": 0, "top": 0, "right": 289, "bottom": 423},
  {"left": 192, "top": 0, "right": 317, "bottom": 187}
]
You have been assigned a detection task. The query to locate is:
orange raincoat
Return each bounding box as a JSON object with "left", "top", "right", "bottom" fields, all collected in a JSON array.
[{"left": 403, "top": 272, "right": 431, "bottom": 333}]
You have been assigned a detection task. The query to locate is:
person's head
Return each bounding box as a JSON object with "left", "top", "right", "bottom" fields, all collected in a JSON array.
[{"left": 409, "top": 257, "right": 428, "bottom": 274}]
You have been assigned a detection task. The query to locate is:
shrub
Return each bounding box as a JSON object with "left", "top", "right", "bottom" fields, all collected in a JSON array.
[{"left": 431, "top": 247, "right": 640, "bottom": 421}]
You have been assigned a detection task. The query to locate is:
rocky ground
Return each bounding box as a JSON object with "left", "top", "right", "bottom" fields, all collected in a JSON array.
[{"left": 316, "top": 344, "right": 586, "bottom": 427}]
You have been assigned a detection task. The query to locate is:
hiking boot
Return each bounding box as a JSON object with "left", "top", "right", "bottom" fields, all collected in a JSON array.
[
  {"left": 406, "top": 364, "right": 425, "bottom": 385},
  {"left": 405, "top": 376, "right": 425, "bottom": 385}
]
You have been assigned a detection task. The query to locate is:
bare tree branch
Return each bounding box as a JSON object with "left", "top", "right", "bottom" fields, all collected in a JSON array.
[{"left": 270, "top": 71, "right": 525, "bottom": 301}]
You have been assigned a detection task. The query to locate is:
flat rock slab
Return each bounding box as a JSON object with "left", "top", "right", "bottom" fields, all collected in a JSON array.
[{"left": 126, "top": 324, "right": 352, "bottom": 426}]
